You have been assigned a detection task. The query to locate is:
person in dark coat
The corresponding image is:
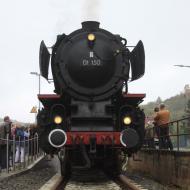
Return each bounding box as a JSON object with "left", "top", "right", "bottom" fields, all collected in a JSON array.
[
  {"left": 0, "top": 116, "right": 12, "bottom": 169},
  {"left": 15, "top": 125, "right": 29, "bottom": 163}
]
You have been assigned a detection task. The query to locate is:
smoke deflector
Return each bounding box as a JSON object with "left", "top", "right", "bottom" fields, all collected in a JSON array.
[
  {"left": 39, "top": 41, "right": 50, "bottom": 80},
  {"left": 130, "top": 40, "right": 145, "bottom": 81}
]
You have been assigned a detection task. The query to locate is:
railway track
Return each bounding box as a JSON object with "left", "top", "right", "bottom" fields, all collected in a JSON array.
[
  {"left": 0, "top": 156, "right": 150, "bottom": 190},
  {"left": 0, "top": 154, "right": 175, "bottom": 190},
  {"left": 44, "top": 167, "right": 148, "bottom": 190},
  {"left": 0, "top": 155, "right": 179, "bottom": 190}
]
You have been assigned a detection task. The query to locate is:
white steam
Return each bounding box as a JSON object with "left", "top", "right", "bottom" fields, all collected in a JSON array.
[{"left": 82, "top": 0, "right": 100, "bottom": 21}]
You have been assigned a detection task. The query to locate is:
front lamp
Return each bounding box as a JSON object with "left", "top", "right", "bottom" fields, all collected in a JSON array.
[
  {"left": 123, "top": 116, "right": 132, "bottom": 125},
  {"left": 54, "top": 115, "right": 63, "bottom": 124},
  {"left": 88, "top": 33, "right": 96, "bottom": 41}
]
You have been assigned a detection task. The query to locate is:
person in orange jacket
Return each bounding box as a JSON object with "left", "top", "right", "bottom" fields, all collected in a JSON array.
[{"left": 154, "top": 104, "right": 173, "bottom": 150}]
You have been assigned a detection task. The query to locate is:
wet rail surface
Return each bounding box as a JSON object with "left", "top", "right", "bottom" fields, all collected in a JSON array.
[
  {"left": 55, "top": 167, "right": 176, "bottom": 190},
  {"left": 56, "top": 168, "right": 138, "bottom": 190},
  {"left": 0, "top": 157, "right": 57, "bottom": 190}
]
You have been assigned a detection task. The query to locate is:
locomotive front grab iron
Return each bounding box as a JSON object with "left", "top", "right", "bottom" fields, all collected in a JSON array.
[{"left": 37, "top": 21, "right": 145, "bottom": 175}]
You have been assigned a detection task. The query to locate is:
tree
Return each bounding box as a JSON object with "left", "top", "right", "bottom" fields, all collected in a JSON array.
[
  {"left": 186, "top": 99, "right": 190, "bottom": 115},
  {"left": 156, "top": 97, "right": 162, "bottom": 104}
]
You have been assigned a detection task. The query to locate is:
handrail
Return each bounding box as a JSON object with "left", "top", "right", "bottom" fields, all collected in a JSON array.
[
  {"left": 144, "top": 116, "right": 190, "bottom": 151},
  {"left": 158, "top": 116, "right": 190, "bottom": 126},
  {"left": 0, "top": 134, "right": 44, "bottom": 174}
]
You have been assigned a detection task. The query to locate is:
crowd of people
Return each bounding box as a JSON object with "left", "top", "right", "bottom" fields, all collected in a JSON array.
[
  {"left": 0, "top": 116, "right": 38, "bottom": 170},
  {"left": 145, "top": 103, "right": 173, "bottom": 150}
]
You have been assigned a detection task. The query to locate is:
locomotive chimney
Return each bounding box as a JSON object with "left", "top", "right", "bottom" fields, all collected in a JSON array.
[{"left": 82, "top": 21, "right": 100, "bottom": 30}]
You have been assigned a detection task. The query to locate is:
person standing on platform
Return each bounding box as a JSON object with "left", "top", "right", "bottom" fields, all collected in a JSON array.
[
  {"left": 154, "top": 104, "right": 173, "bottom": 150},
  {"left": 15, "top": 125, "right": 25, "bottom": 163},
  {"left": 0, "top": 116, "right": 12, "bottom": 169}
]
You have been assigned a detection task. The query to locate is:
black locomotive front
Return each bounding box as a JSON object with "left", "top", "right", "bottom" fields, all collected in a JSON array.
[{"left": 37, "top": 21, "right": 145, "bottom": 171}]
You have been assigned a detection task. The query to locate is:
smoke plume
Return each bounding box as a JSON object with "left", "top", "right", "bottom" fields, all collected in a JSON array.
[{"left": 82, "top": 0, "right": 100, "bottom": 21}]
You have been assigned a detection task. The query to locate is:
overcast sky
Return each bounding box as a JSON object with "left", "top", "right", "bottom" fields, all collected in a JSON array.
[{"left": 0, "top": 0, "right": 190, "bottom": 122}]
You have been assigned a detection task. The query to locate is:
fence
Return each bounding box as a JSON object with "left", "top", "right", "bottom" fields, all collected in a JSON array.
[
  {"left": 0, "top": 133, "right": 43, "bottom": 174},
  {"left": 144, "top": 116, "right": 190, "bottom": 151}
]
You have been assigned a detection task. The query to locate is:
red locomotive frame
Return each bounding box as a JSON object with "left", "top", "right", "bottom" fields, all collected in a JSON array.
[{"left": 38, "top": 93, "right": 145, "bottom": 147}]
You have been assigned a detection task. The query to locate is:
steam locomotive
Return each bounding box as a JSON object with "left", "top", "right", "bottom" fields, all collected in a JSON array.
[{"left": 37, "top": 21, "right": 145, "bottom": 175}]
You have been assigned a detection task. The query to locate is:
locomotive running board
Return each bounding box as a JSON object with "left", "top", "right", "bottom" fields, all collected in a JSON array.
[
  {"left": 38, "top": 93, "right": 146, "bottom": 107},
  {"left": 122, "top": 93, "right": 146, "bottom": 105},
  {"left": 38, "top": 94, "right": 61, "bottom": 107}
]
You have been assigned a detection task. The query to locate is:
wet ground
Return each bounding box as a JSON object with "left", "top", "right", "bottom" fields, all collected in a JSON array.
[
  {"left": 0, "top": 156, "right": 57, "bottom": 190},
  {"left": 123, "top": 171, "right": 181, "bottom": 190}
]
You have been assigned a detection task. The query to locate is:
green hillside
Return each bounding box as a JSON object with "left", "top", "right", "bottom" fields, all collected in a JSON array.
[{"left": 142, "top": 93, "right": 189, "bottom": 121}]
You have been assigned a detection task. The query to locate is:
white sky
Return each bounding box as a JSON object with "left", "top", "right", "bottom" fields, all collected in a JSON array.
[{"left": 0, "top": 0, "right": 190, "bottom": 122}]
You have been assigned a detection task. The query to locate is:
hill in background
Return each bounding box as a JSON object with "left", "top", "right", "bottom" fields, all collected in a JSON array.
[{"left": 142, "top": 85, "right": 190, "bottom": 121}]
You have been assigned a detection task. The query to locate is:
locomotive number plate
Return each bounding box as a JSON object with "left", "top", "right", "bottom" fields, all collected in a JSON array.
[{"left": 82, "top": 59, "right": 102, "bottom": 66}]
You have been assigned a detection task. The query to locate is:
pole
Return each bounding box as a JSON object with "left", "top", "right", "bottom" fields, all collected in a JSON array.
[
  {"left": 35, "top": 112, "right": 37, "bottom": 125},
  {"left": 30, "top": 72, "right": 41, "bottom": 111},
  {"left": 13, "top": 135, "right": 15, "bottom": 171},
  {"left": 6, "top": 134, "right": 9, "bottom": 173},
  {"left": 38, "top": 74, "right": 41, "bottom": 110},
  {"left": 177, "top": 121, "right": 179, "bottom": 151}
]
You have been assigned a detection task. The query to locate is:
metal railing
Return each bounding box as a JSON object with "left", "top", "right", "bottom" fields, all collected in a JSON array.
[
  {"left": 0, "top": 133, "right": 43, "bottom": 174},
  {"left": 144, "top": 117, "right": 190, "bottom": 151}
]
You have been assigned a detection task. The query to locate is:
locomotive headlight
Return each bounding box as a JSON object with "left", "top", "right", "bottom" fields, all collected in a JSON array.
[
  {"left": 88, "top": 33, "right": 95, "bottom": 41},
  {"left": 54, "top": 115, "right": 63, "bottom": 124},
  {"left": 123, "top": 116, "right": 132, "bottom": 125}
]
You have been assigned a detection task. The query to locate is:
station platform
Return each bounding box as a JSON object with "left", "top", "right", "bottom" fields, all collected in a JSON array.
[
  {"left": 127, "top": 149, "right": 190, "bottom": 189},
  {"left": 0, "top": 155, "right": 44, "bottom": 181}
]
